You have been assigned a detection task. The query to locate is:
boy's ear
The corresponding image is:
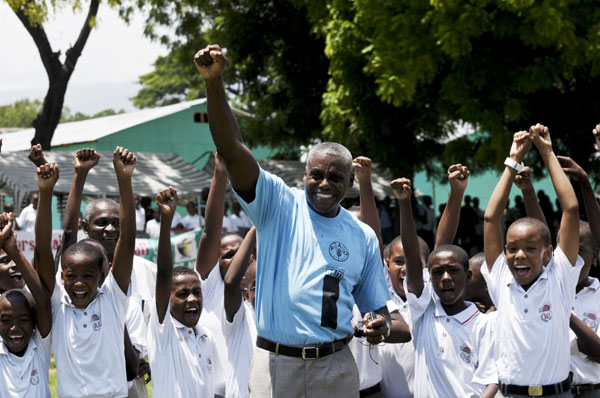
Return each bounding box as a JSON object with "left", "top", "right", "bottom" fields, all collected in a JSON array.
[
  {"left": 542, "top": 245, "right": 553, "bottom": 265},
  {"left": 349, "top": 171, "right": 355, "bottom": 188},
  {"left": 466, "top": 269, "right": 472, "bottom": 283},
  {"left": 81, "top": 219, "right": 89, "bottom": 234}
]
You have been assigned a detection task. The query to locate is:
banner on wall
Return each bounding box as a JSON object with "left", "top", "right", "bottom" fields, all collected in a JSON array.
[{"left": 12, "top": 229, "right": 202, "bottom": 269}]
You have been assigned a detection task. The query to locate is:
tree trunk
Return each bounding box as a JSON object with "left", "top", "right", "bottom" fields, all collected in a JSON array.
[{"left": 32, "top": 75, "right": 69, "bottom": 149}]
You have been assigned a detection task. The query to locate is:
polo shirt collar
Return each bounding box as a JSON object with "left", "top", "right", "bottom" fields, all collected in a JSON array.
[
  {"left": 579, "top": 277, "right": 600, "bottom": 293},
  {"left": 507, "top": 263, "right": 549, "bottom": 289},
  {"left": 0, "top": 333, "right": 39, "bottom": 358},
  {"left": 433, "top": 299, "right": 480, "bottom": 325},
  {"left": 171, "top": 316, "right": 207, "bottom": 338}
]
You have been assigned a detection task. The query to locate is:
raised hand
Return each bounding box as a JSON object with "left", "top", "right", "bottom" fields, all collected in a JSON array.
[
  {"left": 447, "top": 163, "right": 469, "bottom": 192},
  {"left": 593, "top": 124, "right": 600, "bottom": 151},
  {"left": 0, "top": 213, "right": 13, "bottom": 247},
  {"left": 214, "top": 152, "right": 227, "bottom": 176},
  {"left": 391, "top": 178, "right": 412, "bottom": 201},
  {"left": 194, "top": 44, "right": 227, "bottom": 80},
  {"left": 27, "top": 144, "right": 47, "bottom": 167},
  {"left": 353, "top": 156, "right": 372, "bottom": 184},
  {"left": 509, "top": 130, "right": 532, "bottom": 163},
  {"left": 530, "top": 123, "right": 552, "bottom": 153},
  {"left": 514, "top": 166, "right": 534, "bottom": 191},
  {"left": 557, "top": 155, "right": 588, "bottom": 182},
  {"left": 36, "top": 163, "right": 59, "bottom": 192},
  {"left": 75, "top": 148, "right": 101, "bottom": 172},
  {"left": 155, "top": 187, "right": 178, "bottom": 219},
  {"left": 113, "top": 146, "right": 136, "bottom": 178}
]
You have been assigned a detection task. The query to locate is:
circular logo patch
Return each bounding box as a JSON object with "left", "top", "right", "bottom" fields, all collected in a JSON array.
[{"left": 329, "top": 242, "right": 349, "bottom": 262}]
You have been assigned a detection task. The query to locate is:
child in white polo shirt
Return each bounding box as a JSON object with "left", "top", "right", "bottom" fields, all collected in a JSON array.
[
  {"left": 0, "top": 209, "right": 52, "bottom": 398},
  {"left": 148, "top": 187, "right": 217, "bottom": 397},
  {"left": 483, "top": 125, "right": 582, "bottom": 397},
  {"left": 35, "top": 147, "right": 137, "bottom": 398},
  {"left": 391, "top": 177, "right": 497, "bottom": 398}
]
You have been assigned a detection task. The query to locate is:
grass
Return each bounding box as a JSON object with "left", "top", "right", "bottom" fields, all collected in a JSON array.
[{"left": 49, "top": 358, "right": 153, "bottom": 397}]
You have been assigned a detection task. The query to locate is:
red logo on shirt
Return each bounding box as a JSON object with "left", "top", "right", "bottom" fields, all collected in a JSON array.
[
  {"left": 539, "top": 303, "right": 552, "bottom": 322},
  {"left": 207, "top": 357, "right": 213, "bottom": 374},
  {"left": 459, "top": 345, "right": 472, "bottom": 363},
  {"left": 92, "top": 314, "right": 102, "bottom": 331},
  {"left": 584, "top": 313, "right": 599, "bottom": 330},
  {"left": 30, "top": 369, "right": 39, "bottom": 385}
]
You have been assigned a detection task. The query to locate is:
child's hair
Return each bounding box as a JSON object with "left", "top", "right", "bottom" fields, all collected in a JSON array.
[
  {"left": 79, "top": 238, "right": 110, "bottom": 263},
  {"left": 0, "top": 289, "right": 35, "bottom": 317},
  {"left": 507, "top": 217, "right": 551, "bottom": 246},
  {"left": 386, "top": 235, "right": 431, "bottom": 261},
  {"left": 427, "top": 244, "right": 469, "bottom": 271},
  {"left": 172, "top": 266, "right": 200, "bottom": 280},
  {"left": 220, "top": 232, "right": 244, "bottom": 240},
  {"left": 62, "top": 241, "right": 105, "bottom": 271},
  {"left": 469, "top": 252, "right": 486, "bottom": 269},
  {"left": 579, "top": 220, "right": 598, "bottom": 247}
]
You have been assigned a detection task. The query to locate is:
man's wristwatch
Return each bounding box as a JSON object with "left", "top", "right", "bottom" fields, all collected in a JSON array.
[{"left": 504, "top": 157, "right": 525, "bottom": 172}]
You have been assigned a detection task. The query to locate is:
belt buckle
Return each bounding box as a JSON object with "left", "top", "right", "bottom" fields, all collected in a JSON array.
[
  {"left": 528, "top": 385, "right": 543, "bottom": 396},
  {"left": 301, "top": 346, "right": 319, "bottom": 360}
]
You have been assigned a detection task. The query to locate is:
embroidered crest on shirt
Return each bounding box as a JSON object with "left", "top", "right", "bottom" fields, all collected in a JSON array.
[
  {"left": 328, "top": 242, "right": 349, "bottom": 262},
  {"left": 584, "top": 313, "right": 599, "bottom": 330},
  {"left": 91, "top": 313, "right": 102, "bottom": 331},
  {"left": 538, "top": 303, "right": 552, "bottom": 322},
  {"left": 459, "top": 344, "right": 473, "bottom": 363},
  {"left": 30, "top": 369, "right": 39, "bottom": 385},
  {"left": 207, "top": 356, "right": 213, "bottom": 374}
]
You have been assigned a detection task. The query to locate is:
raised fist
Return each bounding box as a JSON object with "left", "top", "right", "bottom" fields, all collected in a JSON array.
[
  {"left": 113, "top": 147, "right": 136, "bottom": 178},
  {"left": 36, "top": 163, "right": 59, "bottom": 191},
  {"left": 390, "top": 178, "right": 412, "bottom": 201},
  {"left": 194, "top": 44, "right": 227, "bottom": 80},
  {"left": 447, "top": 164, "right": 469, "bottom": 192},
  {"left": 353, "top": 156, "right": 372, "bottom": 184},
  {"left": 529, "top": 123, "right": 552, "bottom": 152},
  {"left": 155, "top": 187, "right": 178, "bottom": 218},
  {"left": 75, "top": 148, "right": 101, "bottom": 172},
  {"left": 509, "top": 131, "right": 532, "bottom": 163},
  {"left": 28, "top": 144, "right": 48, "bottom": 167}
]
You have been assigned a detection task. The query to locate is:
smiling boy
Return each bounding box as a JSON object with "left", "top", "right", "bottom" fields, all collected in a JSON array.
[
  {"left": 483, "top": 125, "right": 582, "bottom": 397},
  {"left": 392, "top": 177, "right": 497, "bottom": 398}
]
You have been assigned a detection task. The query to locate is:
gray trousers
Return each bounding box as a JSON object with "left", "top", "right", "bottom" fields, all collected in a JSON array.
[{"left": 248, "top": 345, "right": 360, "bottom": 398}]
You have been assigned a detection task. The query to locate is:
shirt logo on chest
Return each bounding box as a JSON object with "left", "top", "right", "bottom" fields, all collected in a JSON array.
[
  {"left": 329, "top": 242, "right": 349, "bottom": 262},
  {"left": 91, "top": 313, "right": 102, "bottom": 331},
  {"left": 538, "top": 303, "right": 552, "bottom": 322},
  {"left": 459, "top": 344, "right": 473, "bottom": 364},
  {"left": 584, "top": 313, "right": 599, "bottom": 330},
  {"left": 30, "top": 369, "right": 39, "bottom": 385},
  {"left": 207, "top": 356, "right": 213, "bottom": 374}
]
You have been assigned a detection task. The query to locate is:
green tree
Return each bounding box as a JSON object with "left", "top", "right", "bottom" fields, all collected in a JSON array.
[
  {"left": 0, "top": 98, "right": 42, "bottom": 128},
  {"left": 7, "top": 0, "right": 101, "bottom": 149}
]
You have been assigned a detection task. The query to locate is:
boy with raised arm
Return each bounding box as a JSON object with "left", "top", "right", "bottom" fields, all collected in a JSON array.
[
  {"left": 392, "top": 177, "right": 497, "bottom": 398},
  {"left": 148, "top": 187, "right": 217, "bottom": 397},
  {"left": 37, "top": 147, "right": 137, "bottom": 397},
  {"left": 483, "top": 125, "right": 582, "bottom": 397}
]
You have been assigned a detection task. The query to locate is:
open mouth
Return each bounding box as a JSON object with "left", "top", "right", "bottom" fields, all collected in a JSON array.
[
  {"left": 72, "top": 288, "right": 88, "bottom": 300},
  {"left": 184, "top": 307, "right": 199, "bottom": 318},
  {"left": 315, "top": 193, "right": 333, "bottom": 200},
  {"left": 440, "top": 287, "right": 455, "bottom": 297},
  {"left": 7, "top": 333, "right": 24, "bottom": 345},
  {"left": 9, "top": 272, "right": 22, "bottom": 281},
  {"left": 514, "top": 266, "right": 530, "bottom": 278}
]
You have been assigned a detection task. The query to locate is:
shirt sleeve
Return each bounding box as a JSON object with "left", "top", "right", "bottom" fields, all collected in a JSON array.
[
  {"left": 405, "top": 278, "right": 434, "bottom": 326},
  {"left": 552, "top": 246, "right": 584, "bottom": 304},
  {"left": 232, "top": 167, "right": 293, "bottom": 230},
  {"left": 352, "top": 236, "right": 390, "bottom": 313},
  {"left": 472, "top": 314, "right": 498, "bottom": 386},
  {"left": 480, "top": 254, "right": 510, "bottom": 307},
  {"left": 201, "top": 262, "right": 221, "bottom": 304},
  {"left": 221, "top": 302, "right": 246, "bottom": 338},
  {"left": 125, "top": 298, "right": 148, "bottom": 357},
  {"left": 102, "top": 271, "right": 129, "bottom": 317}
]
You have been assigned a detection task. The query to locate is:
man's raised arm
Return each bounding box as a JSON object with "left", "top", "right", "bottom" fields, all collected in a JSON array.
[{"left": 194, "top": 44, "right": 259, "bottom": 202}]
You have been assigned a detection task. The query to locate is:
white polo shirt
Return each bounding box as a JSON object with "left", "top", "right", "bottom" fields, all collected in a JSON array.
[
  {"left": 52, "top": 271, "right": 129, "bottom": 398},
  {"left": 407, "top": 280, "right": 496, "bottom": 398},
  {"left": 570, "top": 277, "right": 600, "bottom": 385},
  {"left": 147, "top": 303, "right": 216, "bottom": 397},
  {"left": 481, "top": 246, "right": 583, "bottom": 386},
  {"left": 380, "top": 293, "right": 415, "bottom": 398},
  {"left": 0, "top": 330, "right": 51, "bottom": 398},
  {"left": 221, "top": 300, "right": 257, "bottom": 398},
  {"left": 349, "top": 305, "right": 382, "bottom": 390}
]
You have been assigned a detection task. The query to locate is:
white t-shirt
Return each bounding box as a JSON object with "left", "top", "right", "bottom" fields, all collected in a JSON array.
[
  {"left": 135, "top": 207, "right": 146, "bottom": 232},
  {"left": 571, "top": 277, "right": 600, "bottom": 384},
  {"left": 222, "top": 215, "right": 237, "bottom": 233},
  {"left": 482, "top": 246, "right": 583, "bottom": 385},
  {"left": 16, "top": 204, "right": 36, "bottom": 232},
  {"left": 145, "top": 219, "right": 160, "bottom": 239},
  {"left": 182, "top": 214, "right": 203, "bottom": 230},
  {"left": 380, "top": 293, "right": 415, "bottom": 398},
  {"left": 147, "top": 303, "right": 217, "bottom": 397},
  {"left": 221, "top": 301, "right": 257, "bottom": 398},
  {"left": 171, "top": 212, "right": 184, "bottom": 229},
  {"left": 200, "top": 264, "right": 228, "bottom": 396},
  {"left": 230, "top": 211, "right": 252, "bottom": 230},
  {"left": 51, "top": 271, "right": 129, "bottom": 398},
  {"left": 0, "top": 330, "right": 51, "bottom": 398},
  {"left": 130, "top": 256, "right": 157, "bottom": 323},
  {"left": 349, "top": 305, "right": 382, "bottom": 390},
  {"left": 407, "top": 280, "right": 496, "bottom": 398}
]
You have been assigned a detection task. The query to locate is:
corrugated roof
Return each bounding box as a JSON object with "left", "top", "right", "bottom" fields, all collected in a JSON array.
[
  {"left": 0, "top": 151, "right": 213, "bottom": 213},
  {"left": 202, "top": 156, "right": 394, "bottom": 199},
  {"left": 0, "top": 98, "right": 248, "bottom": 152}
]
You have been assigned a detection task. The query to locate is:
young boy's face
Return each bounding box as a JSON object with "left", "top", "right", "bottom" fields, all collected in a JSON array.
[
  {"left": 0, "top": 250, "right": 24, "bottom": 292},
  {"left": 505, "top": 223, "right": 551, "bottom": 287},
  {"left": 218, "top": 235, "right": 243, "bottom": 277},
  {"left": 241, "top": 264, "right": 256, "bottom": 309},
  {"left": 0, "top": 293, "right": 34, "bottom": 356},
  {"left": 386, "top": 242, "right": 406, "bottom": 299},
  {"left": 577, "top": 227, "right": 598, "bottom": 284},
  {"left": 429, "top": 250, "right": 470, "bottom": 306},
  {"left": 62, "top": 252, "right": 103, "bottom": 309},
  {"left": 170, "top": 274, "right": 203, "bottom": 328}
]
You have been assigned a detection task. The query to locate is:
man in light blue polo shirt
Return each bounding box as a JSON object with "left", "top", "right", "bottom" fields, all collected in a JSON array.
[{"left": 194, "top": 44, "right": 391, "bottom": 398}]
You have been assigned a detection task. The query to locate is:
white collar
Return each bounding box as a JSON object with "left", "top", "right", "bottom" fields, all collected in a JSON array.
[{"left": 433, "top": 300, "right": 480, "bottom": 325}]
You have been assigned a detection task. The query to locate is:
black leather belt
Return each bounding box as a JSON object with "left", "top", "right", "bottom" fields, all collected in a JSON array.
[
  {"left": 360, "top": 382, "right": 381, "bottom": 397},
  {"left": 499, "top": 377, "right": 571, "bottom": 396},
  {"left": 256, "top": 336, "right": 348, "bottom": 360},
  {"left": 572, "top": 383, "right": 600, "bottom": 395}
]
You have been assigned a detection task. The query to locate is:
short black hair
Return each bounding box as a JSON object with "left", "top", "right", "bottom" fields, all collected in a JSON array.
[
  {"left": 428, "top": 244, "right": 469, "bottom": 270},
  {"left": 387, "top": 235, "right": 430, "bottom": 261},
  {"left": 172, "top": 266, "right": 200, "bottom": 280},
  {"left": 0, "top": 289, "right": 35, "bottom": 318},
  {"left": 62, "top": 241, "right": 104, "bottom": 271},
  {"left": 469, "top": 252, "right": 485, "bottom": 270},
  {"left": 221, "top": 232, "right": 244, "bottom": 240},
  {"left": 507, "top": 217, "right": 552, "bottom": 246}
]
